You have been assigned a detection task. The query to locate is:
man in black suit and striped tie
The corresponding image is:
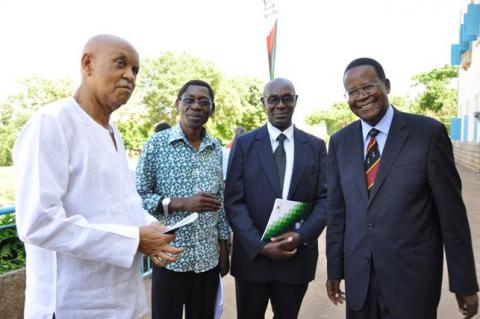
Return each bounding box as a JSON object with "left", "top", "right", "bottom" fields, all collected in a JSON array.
[{"left": 326, "top": 57, "right": 478, "bottom": 319}]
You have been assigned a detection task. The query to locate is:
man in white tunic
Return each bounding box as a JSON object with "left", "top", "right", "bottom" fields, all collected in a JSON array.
[{"left": 13, "top": 34, "right": 183, "bottom": 319}]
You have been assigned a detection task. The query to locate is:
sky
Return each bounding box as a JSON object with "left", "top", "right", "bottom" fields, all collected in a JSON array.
[{"left": 0, "top": 0, "right": 465, "bottom": 122}]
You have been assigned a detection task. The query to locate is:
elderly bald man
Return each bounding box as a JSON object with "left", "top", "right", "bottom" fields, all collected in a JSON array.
[{"left": 13, "top": 34, "right": 183, "bottom": 319}]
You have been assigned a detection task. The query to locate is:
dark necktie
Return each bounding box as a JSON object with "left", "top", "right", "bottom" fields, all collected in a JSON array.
[
  {"left": 274, "top": 133, "right": 287, "bottom": 192},
  {"left": 365, "top": 128, "right": 381, "bottom": 195}
]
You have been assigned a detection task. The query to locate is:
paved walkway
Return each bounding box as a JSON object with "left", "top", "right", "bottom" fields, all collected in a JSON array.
[{"left": 144, "top": 164, "right": 480, "bottom": 318}]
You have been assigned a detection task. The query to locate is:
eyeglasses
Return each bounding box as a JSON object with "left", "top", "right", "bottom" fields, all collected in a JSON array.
[
  {"left": 180, "top": 97, "right": 212, "bottom": 108},
  {"left": 345, "top": 83, "right": 380, "bottom": 100},
  {"left": 264, "top": 94, "right": 296, "bottom": 106}
]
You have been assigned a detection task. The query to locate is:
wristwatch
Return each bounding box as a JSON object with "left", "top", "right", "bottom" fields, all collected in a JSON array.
[{"left": 162, "top": 197, "right": 171, "bottom": 217}]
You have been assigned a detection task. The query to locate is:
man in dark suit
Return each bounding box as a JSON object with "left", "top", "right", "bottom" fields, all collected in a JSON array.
[
  {"left": 326, "top": 57, "right": 479, "bottom": 319},
  {"left": 225, "top": 77, "right": 328, "bottom": 319}
]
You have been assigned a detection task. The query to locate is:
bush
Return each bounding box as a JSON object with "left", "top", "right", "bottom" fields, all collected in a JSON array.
[{"left": 0, "top": 214, "right": 25, "bottom": 274}]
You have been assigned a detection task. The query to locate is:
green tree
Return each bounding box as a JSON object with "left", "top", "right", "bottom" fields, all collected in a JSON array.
[
  {"left": 389, "top": 95, "right": 414, "bottom": 113},
  {"left": 411, "top": 65, "right": 458, "bottom": 129},
  {"left": 305, "top": 102, "right": 356, "bottom": 135},
  {"left": 0, "top": 78, "right": 74, "bottom": 165},
  {"left": 305, "top": 64, "right": 457, "bottom": 137},
  {"left": 222, "top": 76, "right": 266, "bottom": 133},
  {"left": 117, "top": 52, "right": 266, "bottom": 151},
  {"left": 0, "top": 53, "right": 267, "bottom": 158}
]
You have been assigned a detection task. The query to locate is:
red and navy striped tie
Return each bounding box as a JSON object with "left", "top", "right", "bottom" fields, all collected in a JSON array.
[{"left": 365, "top": 128, "right": 380, "bottom": 196}]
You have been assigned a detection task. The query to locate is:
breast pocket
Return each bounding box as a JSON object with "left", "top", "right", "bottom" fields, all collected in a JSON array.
[{"left": 389, "top": 160, "right": 426, "bottom": 185}]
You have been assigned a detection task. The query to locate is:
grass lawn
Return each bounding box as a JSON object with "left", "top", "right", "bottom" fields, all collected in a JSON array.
[{"left": 0, "top": 166, "right": 14, "bottom": 207}]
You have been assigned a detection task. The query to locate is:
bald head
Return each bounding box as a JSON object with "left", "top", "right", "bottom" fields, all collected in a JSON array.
[
  {"left": 261, "top": 77, "right": 297, "bottom": 131},
  {"left": 80, "top": 35, "right": 138, "bottom": 76},
  {"left": 75, "top": 34, "right": 140, "bottom": 115},
  {"left": 263, "top": 77, "right": 296, "bottom": 96},
  {"left": 82, "top": 34, "right": 135, "bottom": 56}
]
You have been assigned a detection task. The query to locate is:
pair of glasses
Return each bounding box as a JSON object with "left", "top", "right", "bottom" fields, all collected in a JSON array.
[
  {"left": 345, "top": 83, "right": 379, "bottom": 100},
  {"left": 180, "top": 97, "right": 212, "bottom": 107},
  {"left": 264, "top": 94, "right": 296, "bottom": 106}
]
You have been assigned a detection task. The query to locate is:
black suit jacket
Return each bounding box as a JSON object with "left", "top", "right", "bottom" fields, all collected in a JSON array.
[
  {"left": 225, "top": 125, "right": 327, "bottom": 284},
  {"left": 326, "top": 109, "right": 479, "bottom": 318}
]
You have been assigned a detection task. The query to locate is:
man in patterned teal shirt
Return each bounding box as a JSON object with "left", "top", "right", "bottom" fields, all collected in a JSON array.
[{"left": 136, "top": 80, "right": 230, "bottom": 319}]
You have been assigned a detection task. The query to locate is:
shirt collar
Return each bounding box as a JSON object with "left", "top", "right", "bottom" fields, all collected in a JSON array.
[
  {"left": 266, "top": 121, "right": 294, "bottom": 143},
  {"left": 169, "top": 123, "right": 216, "bottom": 150},
  {"left": 361, "top": 105, "right": 394, "bottom": 142}
]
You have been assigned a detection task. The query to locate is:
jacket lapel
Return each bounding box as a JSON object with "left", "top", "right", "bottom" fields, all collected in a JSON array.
[
  {"left": 351, "top": 122, "right": 369, "bottom": 204},
  {"left": 287, "top": 128, "right": 308, "bottom": 199},
  {"left": 254, "top": 125, "right": 282, "bottom": 197},
  {"left": 368, "top": 110, "right": 409, "bottom": 206}
]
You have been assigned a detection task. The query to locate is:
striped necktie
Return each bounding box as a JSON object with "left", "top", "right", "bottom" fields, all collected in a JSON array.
[{"left": 365, "top": 128, "right": 381, "bottom": 195}]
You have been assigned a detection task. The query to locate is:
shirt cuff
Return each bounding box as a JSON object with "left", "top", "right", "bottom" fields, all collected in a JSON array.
[
  {"left": 90, "top": 223, "right": 139, "bottom": 239},
  {"left": 144, "top": 213, "right": 158, "bottom": 225}
]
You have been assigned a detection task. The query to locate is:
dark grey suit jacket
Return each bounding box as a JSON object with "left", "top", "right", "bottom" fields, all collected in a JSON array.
[
  {"left": 326, "top": 109, "right": 478, "bottom": 318},
  {"left": 225, "top": 125, "right": 327, "bottom": 284}
]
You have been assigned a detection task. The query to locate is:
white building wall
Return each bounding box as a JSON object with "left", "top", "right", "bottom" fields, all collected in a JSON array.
[{"left": 457, "top": 1, "right": 480, "bottom": 142}]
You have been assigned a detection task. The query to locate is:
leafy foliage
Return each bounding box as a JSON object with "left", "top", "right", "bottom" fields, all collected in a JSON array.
[
  {"left": 0, "top": 214, "right": 25, "bottom": 274},
  {"left": 306, "top": 65, "right": 458, "bottom": 134},
  {"left": 117, "top": 52, "right": 266, "bottom": 152},
  {"left": 411, "top": 65, "right": 458, "bottom": 130},
  {"left": 0, "top": 53, "right": 266, "bottom": 158},
  {"left": 305, "top": 102, "right": 356, "bottom": 135},
  {"left": 0, "top": 78, "right": 74, "bottom": 165},
  {"left": 0, "top": 167, "right": 15, "bottom": 205}
]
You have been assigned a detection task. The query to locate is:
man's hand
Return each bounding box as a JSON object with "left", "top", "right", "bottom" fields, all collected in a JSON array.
[
  {"left": 138, "top": 223, "right": 184, "bottom": 267},
  {"left": 456, "top": 293, "right": 478, "bottom": 318},
  {"left": 219, "top": 239, "right": 230, "bottom": 277},
  {"left": 171, "top": 192, "right": 221, "bottom": 213},
  {"left": 326, "top": 279, "right": 345, "bottom": 305},
  {"left": 270, "top": 231, "right": 302, "bottom": 252},
  {"left": 260, "top": 240, "right": 297, "bottom": 261}
]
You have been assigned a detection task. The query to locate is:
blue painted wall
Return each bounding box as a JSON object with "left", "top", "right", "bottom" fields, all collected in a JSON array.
[
  {"left": 463, "top": 115, "right": 469, "bottom": 141},
  {"left": 474, "top": 115, "right": 478, "bottom": 142},
  {"left": 451, "top": 117, "right": 462, "bottom": 140}
]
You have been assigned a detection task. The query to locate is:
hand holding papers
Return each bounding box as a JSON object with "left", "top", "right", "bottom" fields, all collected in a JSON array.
[
  {"left": 261, "top": 199, "right": 310, "bottom": 241},
  {"left": 163, "top": 213, "right": 199, "bottom": 234}
]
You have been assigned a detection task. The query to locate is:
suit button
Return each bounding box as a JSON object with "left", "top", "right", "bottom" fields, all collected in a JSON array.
[{"left": 368, "top": 222, "right": 373, "bottom": 228}]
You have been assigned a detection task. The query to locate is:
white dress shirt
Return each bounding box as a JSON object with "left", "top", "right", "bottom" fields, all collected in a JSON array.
[
  {"left": 361, "top": 105, "right": 394, "bottom": 158},
  {"left": 266, "top": 122, "right": 295, "bottom": 199},
  {"left": 13, "top": 97, "right": 156, "bottom": 319}
]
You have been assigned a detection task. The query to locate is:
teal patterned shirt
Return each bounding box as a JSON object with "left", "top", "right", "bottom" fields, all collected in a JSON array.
[{"left": 136, "top": 123, "right": 230, "bottom": 273}]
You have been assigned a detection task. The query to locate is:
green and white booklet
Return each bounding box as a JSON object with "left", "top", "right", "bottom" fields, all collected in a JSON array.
[{"left": 261, "top": 199, "right": 310, "bottom": 241}]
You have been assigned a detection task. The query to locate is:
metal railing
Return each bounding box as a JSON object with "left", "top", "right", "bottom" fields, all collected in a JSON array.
[
  {"left": 0, "top": 206, "right": 16, "bottom": 230},
  {"left": 0, "top": 206, "right": 152, "bottom": 278}
]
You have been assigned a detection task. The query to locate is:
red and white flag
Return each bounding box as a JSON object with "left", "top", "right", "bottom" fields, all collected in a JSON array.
[{"left": 264, "top": 0, "right": 278, "bottom": 80}]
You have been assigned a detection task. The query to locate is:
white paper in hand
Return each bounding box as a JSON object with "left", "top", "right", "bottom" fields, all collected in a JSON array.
[
  {"left": 163, "top": 213, "right": 198, "bottom": 234},
  {"left": 214, "top": 273, "right": 223, "bottom": 319}
]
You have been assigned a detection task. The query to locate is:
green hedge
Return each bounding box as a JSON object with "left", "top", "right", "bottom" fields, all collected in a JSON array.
[{"left": 0, "top": 214, "right": 25, "bottom": 274}]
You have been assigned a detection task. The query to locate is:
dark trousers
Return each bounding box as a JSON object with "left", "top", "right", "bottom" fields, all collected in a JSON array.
[
  {"left": 347, "top": 262, "right": 437, "bottom": 319},
  {"left": 151, "top": 265, "right": 219, "bottom": 319},
  {"left": 235, "top": 278, "right": 308, "bottom": 319},
  {"left": 347, "top": 262, "right": 393, "bottom": 319}
]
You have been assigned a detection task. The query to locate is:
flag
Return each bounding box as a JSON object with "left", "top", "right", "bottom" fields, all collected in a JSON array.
[{"left": 264, "top": 0, "right": 278, "bottom": 80}]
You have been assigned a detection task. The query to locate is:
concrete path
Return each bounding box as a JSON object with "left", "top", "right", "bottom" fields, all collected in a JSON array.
[{"left": 143, "top": 164, "right": 480, "bottom": 318}]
